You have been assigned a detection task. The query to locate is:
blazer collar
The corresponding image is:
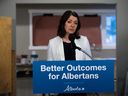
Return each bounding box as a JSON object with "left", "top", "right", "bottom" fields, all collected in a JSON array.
[
  {"left": 57, "top": 37, "right": 83, "bottom": 60},
  {"left": 75, "top": 39, "right": 83, "bottom": 60},
  {"left": 58, "top": 37, "right": 65, "bottom": 60}
]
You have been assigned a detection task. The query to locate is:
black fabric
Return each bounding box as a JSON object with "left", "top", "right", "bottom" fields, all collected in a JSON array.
[
  {"left": 63, "top": 42, "right": 76, "bottom": 60},
  {"left": 57, "top": 93, "right": 87, "bottom": 96}
]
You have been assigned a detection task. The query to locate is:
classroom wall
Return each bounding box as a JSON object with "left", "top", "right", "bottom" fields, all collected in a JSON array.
[{"left": 116, "top": 0, "right": 128, "bottom": 95}]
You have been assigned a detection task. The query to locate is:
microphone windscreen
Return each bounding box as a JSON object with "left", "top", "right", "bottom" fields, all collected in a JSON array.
[
  {"left": 69, "top": 34, "right": 76, "bottom": 49},
  {"left": 69, "top": 34, "right": 81, "bottom": 50},
  {"left": 69, "top": 34, "right": 75, "bottom": 41}
]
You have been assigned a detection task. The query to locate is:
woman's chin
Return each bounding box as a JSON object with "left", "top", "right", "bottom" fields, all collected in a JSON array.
[{"left": 69, "top": 32, "right": 75, "bottom": 34}]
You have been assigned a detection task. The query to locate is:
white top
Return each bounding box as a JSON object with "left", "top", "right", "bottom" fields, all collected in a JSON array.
[{"left": 47, "top": 35, "right": 92, "bottom": 61}]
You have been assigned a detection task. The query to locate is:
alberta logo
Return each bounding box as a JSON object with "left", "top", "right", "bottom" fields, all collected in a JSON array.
[{"left": 64, "top": 85, "right": 85, "bottom": 92}]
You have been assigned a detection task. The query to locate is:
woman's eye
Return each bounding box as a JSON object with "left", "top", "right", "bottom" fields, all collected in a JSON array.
[
  {"left": 74, "top": 22, "right": 78, "bottom": 25},
  {"left": 67, "top": 21, "right": 71, "bottom": 23}
]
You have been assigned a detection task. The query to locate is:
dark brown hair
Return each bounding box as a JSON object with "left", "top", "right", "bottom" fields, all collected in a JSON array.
[{"left": 57, "top": 10, "right": 81, "bottom": 39}]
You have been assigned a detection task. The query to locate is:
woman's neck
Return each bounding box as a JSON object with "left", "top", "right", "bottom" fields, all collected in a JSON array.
[{"left": 62, "top": 34, "right": 71, "bottom": 43}]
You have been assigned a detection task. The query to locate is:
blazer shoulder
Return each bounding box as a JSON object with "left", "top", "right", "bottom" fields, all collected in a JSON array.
[
  {"left": 49, "top": 36, "right": 62, "bottom": 44},
  {"left": 78, "top": 35, "right": 88, "bottom": 42},
  {"left": 80, "top": 35, "right": 88, "bottom": 39}
]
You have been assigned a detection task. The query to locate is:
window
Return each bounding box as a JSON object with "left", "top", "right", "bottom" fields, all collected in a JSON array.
[
  {"left": 106, "top": 16, "right": 116, "bottom": 46},
  {"left": 101, "top": 14, "right": 116, "bottom": 49}
]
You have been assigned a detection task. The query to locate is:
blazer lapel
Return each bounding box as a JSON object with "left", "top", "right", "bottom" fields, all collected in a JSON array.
[
  {"left": 75, "top": 40, "right": 83, "bottom": 60},
  {"left": 58, "top": 37, "right": 65, "bottom": 60}
]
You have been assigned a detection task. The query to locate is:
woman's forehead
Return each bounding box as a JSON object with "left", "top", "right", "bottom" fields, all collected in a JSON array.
[{"left": 67, "top": 15, "right": 78, "bottom": 21}]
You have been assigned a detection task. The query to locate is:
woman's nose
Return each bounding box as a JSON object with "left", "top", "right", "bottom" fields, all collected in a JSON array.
[{"left": 71, "top": 23, "right": 75, "bottom": 27}]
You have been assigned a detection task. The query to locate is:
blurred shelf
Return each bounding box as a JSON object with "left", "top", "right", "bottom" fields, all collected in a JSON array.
[{"left": 16, "top": 63, "right": 32, "bottom": 78}]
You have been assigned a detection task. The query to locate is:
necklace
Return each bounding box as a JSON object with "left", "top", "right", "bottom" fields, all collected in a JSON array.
[{"left": 62, "top": 38, "right": 71, "bottom": 43}]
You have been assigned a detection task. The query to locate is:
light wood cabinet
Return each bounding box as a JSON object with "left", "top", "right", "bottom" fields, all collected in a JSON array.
[{"left": 0, "top": 17, "right": 16, "bottom": 96}]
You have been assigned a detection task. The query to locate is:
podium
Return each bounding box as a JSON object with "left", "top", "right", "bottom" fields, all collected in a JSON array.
[{"left": 33, "top": 60, "right": 114, "bottom": 94}]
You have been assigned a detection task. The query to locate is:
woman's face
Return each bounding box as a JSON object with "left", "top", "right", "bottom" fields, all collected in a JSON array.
[{"left": 64, "top": 15, "right": 78, "bottom": 35}]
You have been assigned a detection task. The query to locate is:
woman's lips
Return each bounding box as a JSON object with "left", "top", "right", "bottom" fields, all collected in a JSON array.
[{"left": 69, "top": 29, "right": 75, "bottom": 32}]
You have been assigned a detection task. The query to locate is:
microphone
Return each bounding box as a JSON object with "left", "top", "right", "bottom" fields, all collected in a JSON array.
[
  {"left": 69, "top": 35, "right": 93, "bottom": 60},
  {"left": 76, "top": 46, "right": 93, "bottom": 60}
]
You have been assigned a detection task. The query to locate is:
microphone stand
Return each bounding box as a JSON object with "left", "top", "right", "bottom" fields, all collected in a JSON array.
[
  {"left": 70, "top": 37, "right": 99, "bottom": 96},
  {"left": 75, "top": 46, "right": 93, "bottom": 60},
  {"left": 70, "top": 37, "right": 93, "bottom": 60}
]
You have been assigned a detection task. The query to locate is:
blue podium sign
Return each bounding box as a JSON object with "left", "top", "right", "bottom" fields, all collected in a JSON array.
[{"left": 33, "top": 60, "right": 114, "bottom": 94}]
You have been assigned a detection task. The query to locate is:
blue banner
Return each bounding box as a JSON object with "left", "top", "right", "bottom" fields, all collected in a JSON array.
[{"left": 33, "top": 60, "right": 114, "bottom": 94}]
